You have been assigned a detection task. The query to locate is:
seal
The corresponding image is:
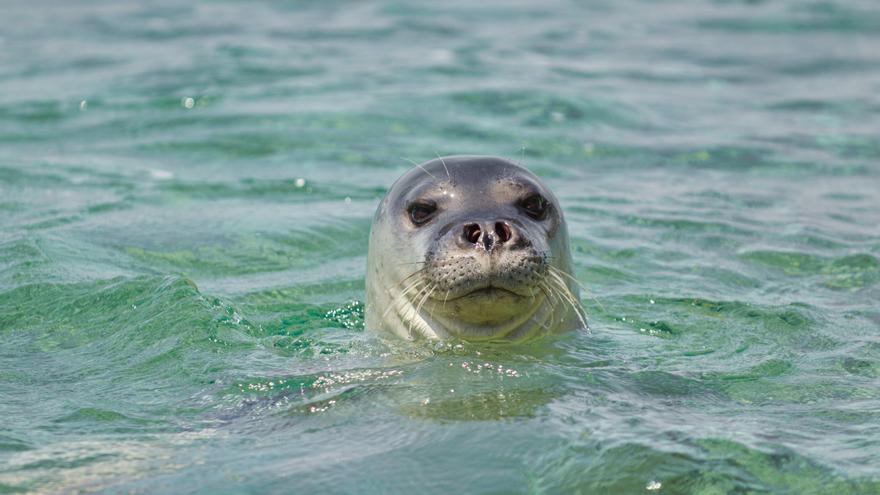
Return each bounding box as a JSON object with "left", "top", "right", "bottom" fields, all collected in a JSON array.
[{"left": 365, "top": 155, "right": 586, "bottom": 341}]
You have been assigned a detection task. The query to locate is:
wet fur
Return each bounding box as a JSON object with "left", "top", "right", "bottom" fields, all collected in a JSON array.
[{"left": 365, "top": 156, "right": 585, "bottom": 341}]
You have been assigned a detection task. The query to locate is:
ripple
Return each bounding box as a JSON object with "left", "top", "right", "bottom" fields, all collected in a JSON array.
[
  {"left": 741, "top": 250, "right": 880, "bottom": 288},
  {"left": 450, "top": 90, "right": 650, "bottom": 130},
  {"left": 2, "top": 0, "right": 880, "bottom": 491}
]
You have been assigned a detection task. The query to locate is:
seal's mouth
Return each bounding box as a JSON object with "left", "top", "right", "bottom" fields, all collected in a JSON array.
[
  {"left": 440, "top": 280, "right": 532, "bottom": 302},
  {"left": 454, "top": 284, "right": 520, "bottom": 300}
]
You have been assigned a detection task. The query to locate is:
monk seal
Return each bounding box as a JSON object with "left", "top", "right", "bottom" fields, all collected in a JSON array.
[{"left": 365, "top": 155, "right": 586, "bottom": 341}]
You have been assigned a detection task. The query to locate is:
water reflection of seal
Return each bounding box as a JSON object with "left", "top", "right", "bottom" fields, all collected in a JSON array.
[{"left": 365, "top": 156, "right": 585, "bottom": 341}]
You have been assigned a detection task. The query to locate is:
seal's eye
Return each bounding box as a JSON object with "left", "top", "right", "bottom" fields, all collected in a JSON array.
[
  {"left": 520, "top": 194, "right": 548, "bottom": 220},
  {"left": 408, "top": 201, "right": 437, "bottom": 226}
]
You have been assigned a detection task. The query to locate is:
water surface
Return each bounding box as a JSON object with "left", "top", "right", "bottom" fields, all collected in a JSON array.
[{"left": 1, "top": 0, "right": 879, "bottom": 493}]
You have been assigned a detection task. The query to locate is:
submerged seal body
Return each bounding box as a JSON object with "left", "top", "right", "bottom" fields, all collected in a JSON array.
[{"left": 365, "top": 156, "right": 585, "bottom": 341}]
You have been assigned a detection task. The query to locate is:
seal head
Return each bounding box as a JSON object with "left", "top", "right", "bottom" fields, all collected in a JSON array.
[{"left": 365, "top": 156, "right": 585, "bottom": 341}]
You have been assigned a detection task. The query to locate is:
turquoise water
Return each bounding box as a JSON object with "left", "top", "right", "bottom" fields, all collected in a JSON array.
[{"left": 1, "top": 0, "right": 879, "bottom": 492}]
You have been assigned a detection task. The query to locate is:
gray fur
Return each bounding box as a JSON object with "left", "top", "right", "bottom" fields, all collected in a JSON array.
[{"left": 365, "top": 156, "right": 584, "bottom": 341}]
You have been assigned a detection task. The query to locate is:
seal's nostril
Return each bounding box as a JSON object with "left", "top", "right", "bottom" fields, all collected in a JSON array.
[
  {"left": 464, "top": 223, "right": 481, "bottom": 244},
  {"left": 495, "top": 222, "right": 512, "bottom": 243}
]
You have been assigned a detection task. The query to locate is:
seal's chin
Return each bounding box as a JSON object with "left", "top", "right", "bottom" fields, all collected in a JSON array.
[
  {"left": 438, "top": 276, "right": 537, "bottom": 302},
  {"left": 427, "top": 281, "right": 539, "bottom": 327}
]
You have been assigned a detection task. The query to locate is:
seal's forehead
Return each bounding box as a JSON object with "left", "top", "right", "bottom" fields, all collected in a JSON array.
[{"left": 390, "top": 156, "right": 546, "bottom": 202}]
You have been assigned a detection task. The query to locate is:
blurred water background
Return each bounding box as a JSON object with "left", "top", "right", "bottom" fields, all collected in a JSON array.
[{"left": 1, "top": 0, "right": 879, "bottom": 493}]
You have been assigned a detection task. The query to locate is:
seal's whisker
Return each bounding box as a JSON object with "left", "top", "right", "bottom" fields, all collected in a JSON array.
[
  {"left": 537, "top": 281, "right": 553, "bottom": 305},
  {"left": 549, "top": 272, "right": 583, "bottom": 322},
  {"left": 398, "top": 278, "right": 424, "bottom": 299},
  {"left": 386, "top": 276, "right": 426, "bottom": 314},
  {"left": 538, "top": 280, "right": 568, "bottom": 332},
  {"left": 547, "top": 265, "right": 583, "bottom": 290},
  {"left": 382, "top": 278, "right": 424, "bottom": 320},
  {"left": 404, "top": 284, "right": 431, "bottom": 336},
  {"left": 392, "top": 267, "right": 427, "bottom": 293},
  {"left": 419, "top": 286, "right": 438, "bottom": 336},
  {"left": 548, "top": 266, "right": 605, "bottom": 313},
  {"left": 382, "top": 279, "right": 425, "bottom": 320},
  {"left": 427, "top": 286, "right": 441, "bottom": 320},
  {"left": 400, "top": 278, "right": 429, "bottom": 305},
  {"left": 543, "top": 278, "right": 580, "bottom": 331},
  {"left": 408, "top": 283, "right": 436, "bottom": 336},
  {"left": 548, "top": 270, "right": 577, "bottom": 308},
  {"left": 540, "top": 280, "right": 564, "bottom": 316},
  {"left": 536, "top": 281, "right": 554, "bottom": 314},
  {"left": 415, "top": 284, "right": 435, "bottom": 318},
  {"left": 401, "top": 157, "right": 420, "bottom": 167},
  {"left": 402, "top": 156, "right": 438, "bottom": 180},
  {"left": 546, "top": 270, "right": 588, "bottom": 330},
  {"left": 434, "top": 152, "right": 450, "bottom": 180},
  {"left": 407, "top": 282, "right": 432, "bottom": 312}
]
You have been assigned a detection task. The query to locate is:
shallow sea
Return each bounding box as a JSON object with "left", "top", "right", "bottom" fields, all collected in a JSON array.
[{"left": 1, "top": 1, "right": 879, "bottom": 493}]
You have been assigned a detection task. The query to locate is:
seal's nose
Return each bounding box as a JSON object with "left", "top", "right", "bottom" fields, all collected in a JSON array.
[{"left": 461, "top": 221, "right": 513, "bottom": 251}]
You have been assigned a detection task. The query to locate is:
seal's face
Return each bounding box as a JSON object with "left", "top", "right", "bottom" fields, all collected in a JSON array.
[{"left": 366, "top": 156, "right": 584, "bottom": 341}]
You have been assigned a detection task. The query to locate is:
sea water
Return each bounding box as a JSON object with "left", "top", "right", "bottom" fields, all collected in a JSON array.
[{"left": 1, "top": 1, "right": 879, "bottom": 493}]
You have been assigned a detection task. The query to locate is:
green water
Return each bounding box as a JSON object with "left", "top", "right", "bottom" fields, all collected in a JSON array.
[{"left": 1, "top": 0, "right": 879, "bottom": 493}]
